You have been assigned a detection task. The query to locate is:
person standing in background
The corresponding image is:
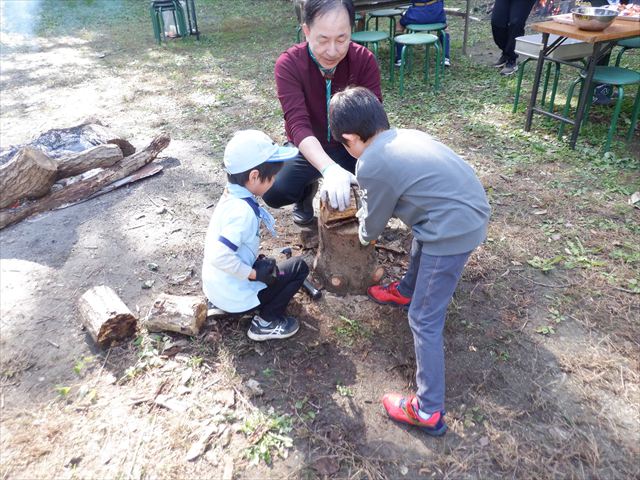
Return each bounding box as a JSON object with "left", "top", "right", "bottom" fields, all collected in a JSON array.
[{"left": 491, "top": 0, "right": 537, "bottom": 76}]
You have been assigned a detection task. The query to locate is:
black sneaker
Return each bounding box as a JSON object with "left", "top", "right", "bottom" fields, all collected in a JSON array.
[
  {"left": 500, "top": 60, "right": 518, "bottom": 76},
  {"left": 247, "top": 315, "right": 300, "bottom": 341},
  {"left": 292, "top": 182, "right": 318, "bottom": 225},
  {"left": 493, "top": 55, "right": 508, "bottom": 68}
]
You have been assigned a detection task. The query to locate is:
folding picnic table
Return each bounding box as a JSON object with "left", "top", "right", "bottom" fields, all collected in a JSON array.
[{"left": 523, "top": 18, "right": 640, "bottom": 149}]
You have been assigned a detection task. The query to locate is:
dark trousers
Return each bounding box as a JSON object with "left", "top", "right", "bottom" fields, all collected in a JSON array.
[
  {"left": 491, "top": 0, "right": 537, "bottom": 62},
  {"left": 257, "top": 256, "right": 309, "bottom": 321},
  {"left": 262, "top": 145, "right": 356, "bottom": 208}
]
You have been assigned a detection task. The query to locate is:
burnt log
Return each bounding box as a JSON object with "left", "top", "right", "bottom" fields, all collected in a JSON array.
[
  {"left": 56, "top": 143, "right": 123, "bottom": 178},
  {"left": 0, "top": 133, "right": 170, "bottom": 230},
  {"left": 0, "top": 147, "right": 58, "bottom": 208},
  {"left": 78, "top": 286, "right": 138, "bottom": 348},
  {"left": 144, "top": 293, "right": 207, "bottom": 336},
  {"left": 313, "top": 192, "right": 384, "bottom": 295}
]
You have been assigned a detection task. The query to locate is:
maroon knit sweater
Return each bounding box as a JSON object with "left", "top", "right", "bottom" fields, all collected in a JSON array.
[{"left": 274, "top": 42, "right": 382, "bottom": 149}]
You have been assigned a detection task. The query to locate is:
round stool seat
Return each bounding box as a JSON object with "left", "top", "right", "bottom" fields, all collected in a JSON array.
[
  {"left": 406, "top": 22, "right": 447, "bottom": 32},
  {"left": 351, "top": 31, "right": 389, "bottom": 42},
  {"left": 617, "top": 36, "right": 640, "bottom": 49},
  {"left": 369, "top": 8, "right": 403, "bottom": 17},
  {"left": 584, "top": 66, "right": 640, "bottom": 86},
  {"left": 394, "top": 33, "right": 439, "bottom": 46}
]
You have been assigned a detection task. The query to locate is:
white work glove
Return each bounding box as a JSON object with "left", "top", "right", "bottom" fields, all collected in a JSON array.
[{"left": 320, "top": 163, "right": 357, "bottom": 211}]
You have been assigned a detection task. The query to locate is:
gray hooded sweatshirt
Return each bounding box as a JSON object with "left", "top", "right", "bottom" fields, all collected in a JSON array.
[{"left": 357, "top": 128, "right": 491, "bottom": 255}]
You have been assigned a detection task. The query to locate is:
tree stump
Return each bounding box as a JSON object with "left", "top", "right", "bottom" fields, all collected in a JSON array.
[
  {"left": 78, "top": 286, "right": 138, "bottom": 348},
  {"left": 313, "top": 192, "right": 384, "bottom": 295},
  {"left": 0, "top": 147, "right": 58, "bottom": 208},
  {"left": 144, "top": 293, "right": 207, "bottom": 336}
]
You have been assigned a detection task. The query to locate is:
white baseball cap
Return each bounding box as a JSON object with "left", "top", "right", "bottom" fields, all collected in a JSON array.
[{"left": 223, "top": 130, "right": 299, "bottom": 174}]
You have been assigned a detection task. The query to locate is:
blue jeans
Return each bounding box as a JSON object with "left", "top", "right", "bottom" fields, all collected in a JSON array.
[{"left": 397, "top": 238, "right": 472, "bottom": 413}]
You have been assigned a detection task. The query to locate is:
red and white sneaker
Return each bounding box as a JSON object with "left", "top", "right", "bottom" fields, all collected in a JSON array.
[
  {"left": 367, "top": 281, "right": 411, "bottom": 307},
  {"left": 382, "top": 393, "right": 448, "bottom": 436}
]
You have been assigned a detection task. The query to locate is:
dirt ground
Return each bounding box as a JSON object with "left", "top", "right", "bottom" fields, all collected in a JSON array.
[{"left": 1, "top": 1, "right": 638, "bottom": 479}]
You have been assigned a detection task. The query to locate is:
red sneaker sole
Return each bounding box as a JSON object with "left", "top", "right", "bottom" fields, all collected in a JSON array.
[
  {"left": 386, "top": 415, "right": 448, "bottom": 437},
  {"left": 367, "top": 291, "right": 410, "bottom": 308}
]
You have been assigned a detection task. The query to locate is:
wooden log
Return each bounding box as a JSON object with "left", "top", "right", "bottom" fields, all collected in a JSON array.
[
  {"left": 318, "top": 187, "right": 358, "bottom": 225},
  {"left": 0, "top": 147, "right": 58, "bottom": 208},
  {"left": 144, "top": 293, "right": 207, "bottom": 336},
  {"left": 0, "top": 133, "right": 170, "bottom": 230},
  {"left": 313, "top": 197, "right": 382, "bottom": 295},
  {"left": 56, "top": 144, "right": 123, "bottom": 179},
  {"left": 78, "top": 286, "right": 137, "bottom": 348}
]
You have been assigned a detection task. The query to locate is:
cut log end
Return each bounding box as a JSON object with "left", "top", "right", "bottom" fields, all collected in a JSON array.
[
  {"left": 372, "top": 266, "right": 385, "bottom": 283},
  {"left": 78, "top": 286, "right": 137, "bottom": 348},
  {"left": 0, "top": 147, "right": 58, "bottom": 208},
  {"left": 145, "top": 293, "right": 207, "bottom": 336}
]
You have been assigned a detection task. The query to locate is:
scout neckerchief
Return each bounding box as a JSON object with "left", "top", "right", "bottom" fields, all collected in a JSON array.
[
  {"left": 226, "top": 183, "right": 277, "bottom": 237},
  {"left": 308, "top": 44, "right": 336, "bottom": 142}
]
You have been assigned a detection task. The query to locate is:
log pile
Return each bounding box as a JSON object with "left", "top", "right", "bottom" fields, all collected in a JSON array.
[{"left": 0, "top": 120, "right": 169, "bottom": 229}]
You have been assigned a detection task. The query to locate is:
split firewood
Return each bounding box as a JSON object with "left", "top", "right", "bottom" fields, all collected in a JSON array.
[
  {"left": 0, "top": 147, "right": 58, "bottom": 208},
  {"left": 56, "top": 143, "right": 123, "bottom": 178},
  {"left": 78, "top": 286, "right": 138, "bottom": 348},
  {"left": 0, "top": 133, "right": 170, "bottom": 230},
  {"left": 314, "top": 192, "right": 384, "bottom": 294},
  {"left": 144, "top": 293, "right": 207, "bottom": 336}
]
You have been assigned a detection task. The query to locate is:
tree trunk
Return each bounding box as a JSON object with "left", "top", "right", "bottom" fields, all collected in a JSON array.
[
  {"left": 0, "top": 147, "right": 58, "bottom": 208},
  {"left": 0, "top": 133, "right": 170, "bottom": 230},
  {"left": 78, "top": 286, "right": 138, "bottom": 348},
  {"left": 313, "top": 196, "right": 384, "bottom": 295},
  {"left": 144, "top": 293, "right": 207, "bottom": 336},
  {"left": 56, "top": 143, "right": 123, "bottom": 178}
]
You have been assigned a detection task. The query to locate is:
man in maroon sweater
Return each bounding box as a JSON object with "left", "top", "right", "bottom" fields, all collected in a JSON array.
[{"left": 263, "top": 0, "right": 382, "bottom": 225}]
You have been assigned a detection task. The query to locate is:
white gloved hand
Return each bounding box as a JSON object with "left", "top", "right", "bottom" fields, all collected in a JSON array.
[{"left": 320, "top": 163, "right": 356, "bottom": 211}]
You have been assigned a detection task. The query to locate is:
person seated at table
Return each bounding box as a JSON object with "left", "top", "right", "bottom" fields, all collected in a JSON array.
[{"left": 395, "top": 0, "right": 451, "bottom": 67}]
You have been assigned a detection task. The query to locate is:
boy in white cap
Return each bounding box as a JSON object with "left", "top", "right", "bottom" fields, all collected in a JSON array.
[{"left": 202, "top": 130, "right": 309, "bottom": 341}]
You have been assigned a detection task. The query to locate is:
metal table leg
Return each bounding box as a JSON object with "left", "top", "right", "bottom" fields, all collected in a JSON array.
[
  {"left": 569, "top": 42, "right": 603, "bottom": 148},
  {"left": 525, "top": 32, "right": 549, "bottom": 132}
]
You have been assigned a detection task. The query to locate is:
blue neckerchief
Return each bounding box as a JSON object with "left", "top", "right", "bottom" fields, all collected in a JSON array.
[
  {"left": 308, "top": 44, "right": 336, "bottom": 142},
  {"left": 226, "top": 183, "right": 277, "bottom": 237}
]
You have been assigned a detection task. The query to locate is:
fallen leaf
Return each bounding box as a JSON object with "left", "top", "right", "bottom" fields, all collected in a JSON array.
[
  {"left": 311, "top": 456, "right": 340, "bottom": 476},
  {"left": 222, "top": 458, "right": 234, "bottom": 480},
  {"left": 180, "top": 367, "right": 193, "bottom": 386},
  {"left": 244, "top": 379, "right": 263, "bottom": 397},
  {"left": 186, "top": 425, "right": 218, "bottom": 461},
  {"left": 212, "top": 389, "right": 235, "bottom": 407},
  {"left": 533, "top": 209, "right": 548, "bottom": 215},
  {"left": 154, "top": 394, "right": 190, "bottom": 413}
]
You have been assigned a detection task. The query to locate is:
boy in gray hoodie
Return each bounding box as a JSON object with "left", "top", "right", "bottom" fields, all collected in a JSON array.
[{"left": 329, "top": 86, "right": 490, "bottom": 436}]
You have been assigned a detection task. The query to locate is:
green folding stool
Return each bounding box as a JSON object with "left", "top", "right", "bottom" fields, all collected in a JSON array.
[
  {"left": 559, "top": 66, "right": 640, "bottom": 152},
  {"left": 393, "top": 33, "right": 441, "bottom": 95}
]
